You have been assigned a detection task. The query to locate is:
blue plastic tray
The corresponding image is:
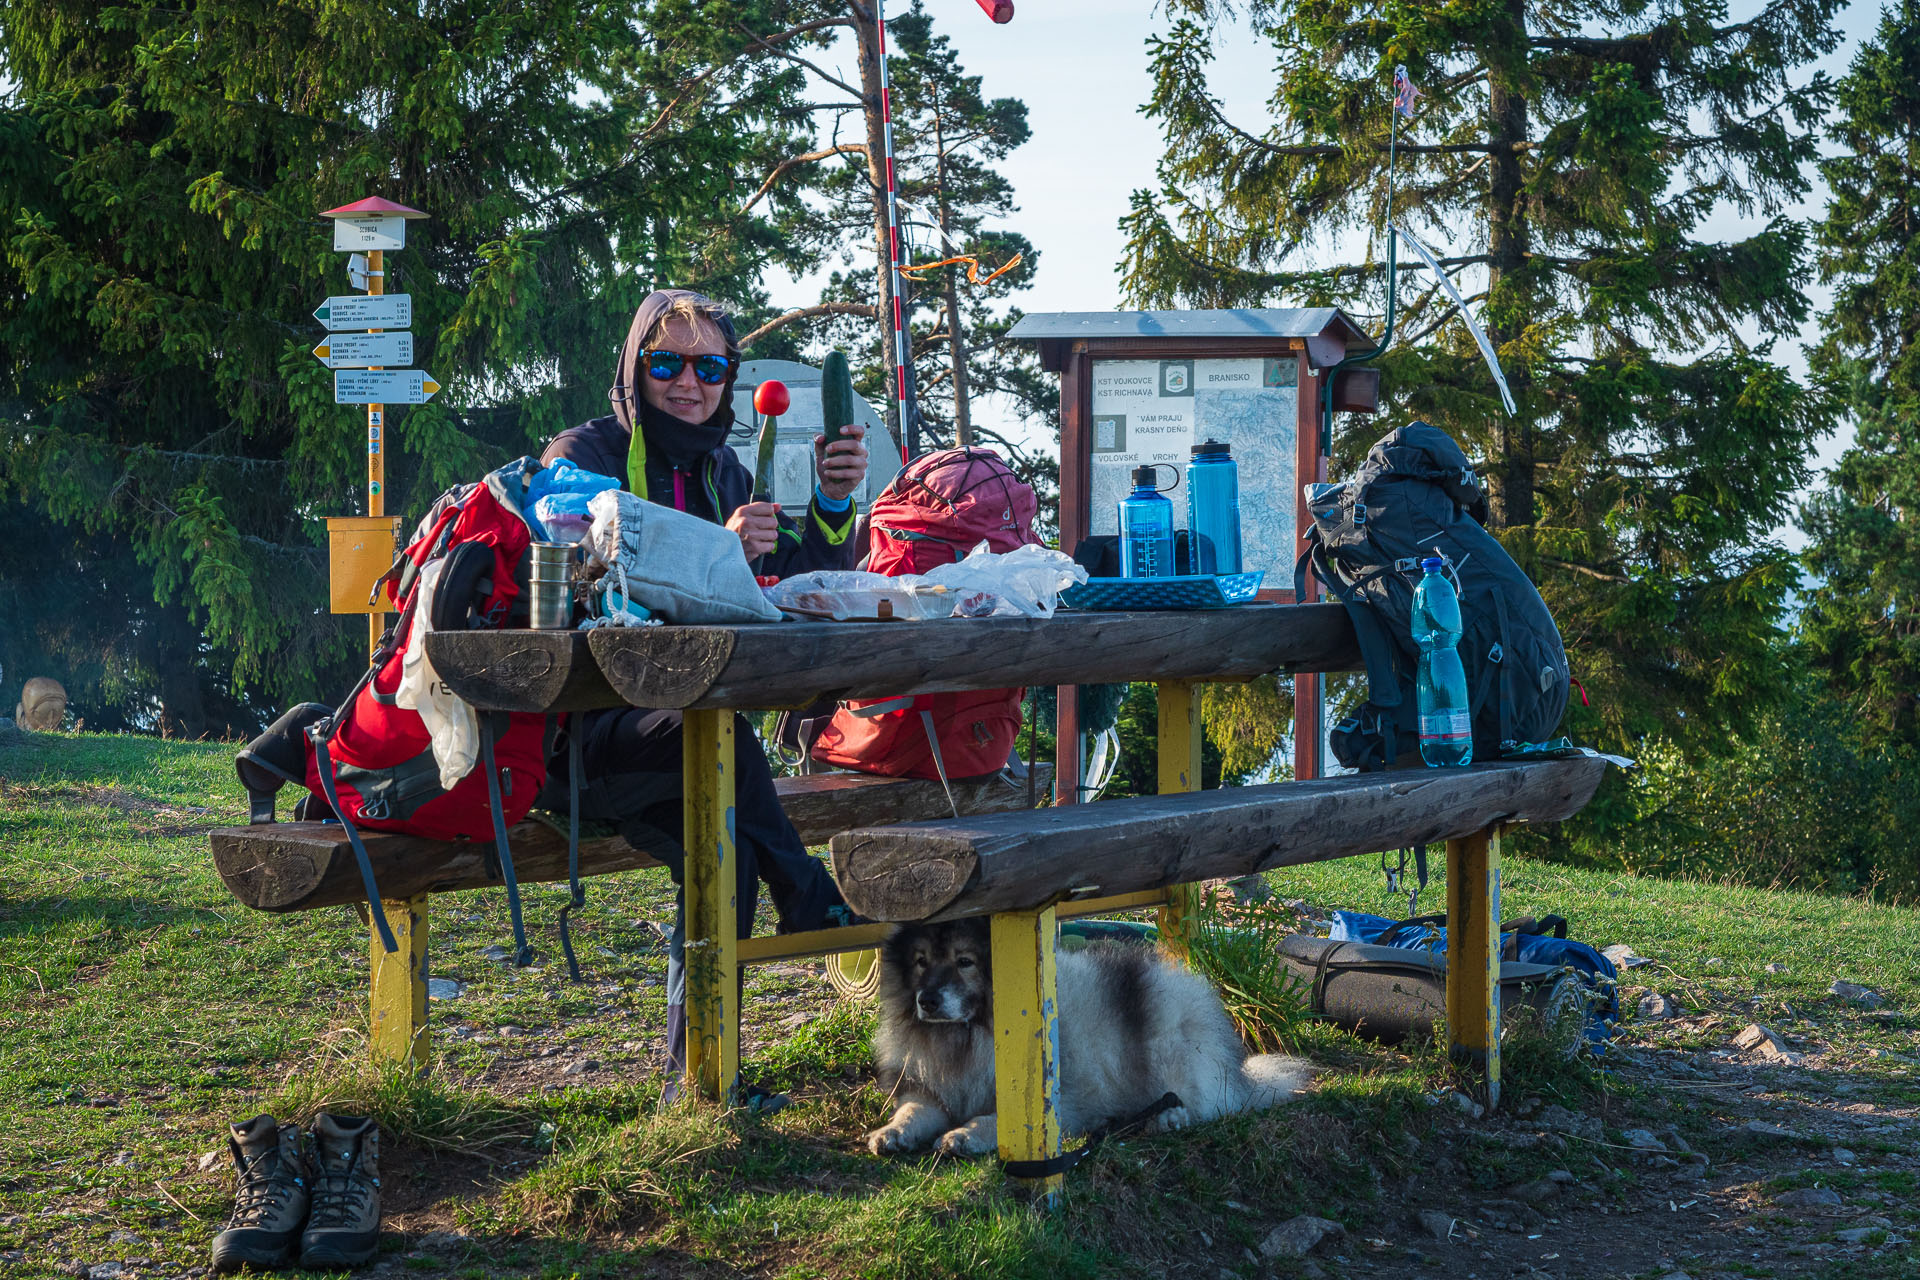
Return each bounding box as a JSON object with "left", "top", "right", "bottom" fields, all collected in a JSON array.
[{"left": 1061, "top": 571, "right": 1264, "bottom": 611}]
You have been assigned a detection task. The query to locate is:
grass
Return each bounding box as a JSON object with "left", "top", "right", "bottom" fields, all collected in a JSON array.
[{"left": 4, "top": 730, "right": 1920, "bottom": 1278}]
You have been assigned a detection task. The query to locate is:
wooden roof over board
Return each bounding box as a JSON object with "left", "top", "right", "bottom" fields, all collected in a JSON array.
[{"left": 1008, "top": 307, "right": 1375, "bottom": 373}]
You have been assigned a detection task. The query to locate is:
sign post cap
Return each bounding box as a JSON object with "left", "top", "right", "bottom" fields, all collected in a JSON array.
[{"left": 319, "top": 197, "right": 429, "bottom": 220}]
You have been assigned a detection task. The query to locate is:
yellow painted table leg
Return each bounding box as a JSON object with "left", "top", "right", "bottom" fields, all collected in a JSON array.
[
  {"left": 1445, "top": 827, "right": 1502, "bottom": 1109},
  {"left": 1156, "top": 680, "right": 1203, "bottom": 955},
  {"left": 993, "top": 905, "right": 1062, "bottom": 1206},
  {"left": 682, "top": 709, "right": 739, "bottom": 1103},
  {"left": 369, "top": 895, "right": 429, "bottom": 1069}
]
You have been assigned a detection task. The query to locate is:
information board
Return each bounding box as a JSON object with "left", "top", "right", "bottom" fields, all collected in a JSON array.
[{"left": 1088, "top": 357, "right": 1300, "bottom": 584}]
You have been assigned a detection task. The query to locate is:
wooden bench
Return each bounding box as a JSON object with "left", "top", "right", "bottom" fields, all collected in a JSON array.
[{"left": 211, "top": 766, "right": 1052, "bottom": 913}]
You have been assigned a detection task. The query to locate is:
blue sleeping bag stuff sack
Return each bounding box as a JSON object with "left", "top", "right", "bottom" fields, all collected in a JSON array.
[{"left": 1329, "top": 910, "right": 1620, "bottom": 1051}]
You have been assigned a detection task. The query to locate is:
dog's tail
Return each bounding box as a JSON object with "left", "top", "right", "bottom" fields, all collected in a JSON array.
[{"left": 1241, "top": 1054, "right": 1312, "bottom": 1108}]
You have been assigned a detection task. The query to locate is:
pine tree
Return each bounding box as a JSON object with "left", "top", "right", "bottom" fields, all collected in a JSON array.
[
  {"left": 0, "top": 0, "right": 815, "bottom": 732},
  {"left": 736, "top": 2, "right": 1053, "bottom": 486},
  {"left": 1119, "top": 0, "right": 1840, "bottom": 755},
  {"left": 1799, "top": 1, "right": 1920, "bottom": 747}
]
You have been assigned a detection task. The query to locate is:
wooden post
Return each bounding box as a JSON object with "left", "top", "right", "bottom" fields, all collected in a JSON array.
[
  {"left": 682, "top": 708, "right": 739, "bottom": 1102},
  {"left": 992, "top": 905, "right": 1062, "bottom": 1206},
  {"left": 1156, "top": 679, "right": 1203, "bottom": 952},
  {"left": 368, "top": 893, "right": 428, "bottom": 1068},
  {"left": 1445, "top": 826, "right": 1502, "bottom": 1108}
]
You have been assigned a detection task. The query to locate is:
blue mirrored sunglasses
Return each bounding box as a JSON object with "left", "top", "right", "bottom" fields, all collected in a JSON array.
[{"left": 643, "top": 349, "right": 735, "bottom": 385}]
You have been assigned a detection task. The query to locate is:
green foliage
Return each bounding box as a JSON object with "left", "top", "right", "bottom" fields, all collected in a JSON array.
[
  {"left": 1800, "top": 1, "right": 1920, "bottom": 748},
  {"left": 1595, "top": 684, "right": 1920, "bottom": 902},
  {"left": 1118, "top": 0, "right": 1842, "bottom": 767},
  {"left": 0, "top": 0, "right": 828, "bottom": 732},
  {"left": 1180, "top": 891, "right": 1314, "bottom": 1053}
]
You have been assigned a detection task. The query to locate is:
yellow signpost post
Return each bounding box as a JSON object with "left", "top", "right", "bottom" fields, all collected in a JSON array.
[{"left": 315, "top": 196, "right": 437, "bottom": 1067}]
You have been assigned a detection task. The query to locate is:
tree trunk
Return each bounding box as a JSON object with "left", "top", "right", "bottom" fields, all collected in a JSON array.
[
  {"left": 1483, "top": 0, "right": 1534, "bottom": 532},
  {"left": 853, "top": 4, "right": 904, "bottom": 450},
  {"left": 156, "top": 604, "right": 208, "bottom": 740}
]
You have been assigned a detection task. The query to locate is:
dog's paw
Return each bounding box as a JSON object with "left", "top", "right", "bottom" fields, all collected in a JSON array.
[
  {"left": 1153, "top": 1104, "right": 1193, "bottom": 1133},
  {"left": 866, "top": 1125, "right": 917, "bottom": 1155},
  {"left": 936, "top": 1124, "right": 996, "bottom": 1158}
]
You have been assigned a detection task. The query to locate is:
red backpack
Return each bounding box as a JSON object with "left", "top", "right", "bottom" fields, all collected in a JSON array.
[
  {"left": 810, "top": 449, "right": 1039, "bottom": 782},
  {"left": 236, "top": 458, "right": 578, "bottom": 969}
]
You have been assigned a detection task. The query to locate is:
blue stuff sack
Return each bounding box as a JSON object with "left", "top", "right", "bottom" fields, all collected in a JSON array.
[{"left": 1329, "top": 909, "right": 1620, "bottom": 1051}]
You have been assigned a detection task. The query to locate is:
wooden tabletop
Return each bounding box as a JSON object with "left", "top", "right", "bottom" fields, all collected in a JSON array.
[{"left": 425, "top": 602, "right": 1362, "bottom": 714}]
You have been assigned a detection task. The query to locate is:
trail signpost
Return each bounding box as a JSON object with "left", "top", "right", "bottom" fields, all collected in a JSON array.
[
  {"left": 313, "top": 332, "right": 414, "bottom": 369},
  {"left": 315, "top": 197, "right": 433, "bottom": 663}
]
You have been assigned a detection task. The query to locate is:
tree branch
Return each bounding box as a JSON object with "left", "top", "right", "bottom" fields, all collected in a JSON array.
[
  {"left": 740, "top": 22, "right": 865, "bottom": 101},
  {"left": 1541, "top": 556, "right": 1630, "bottom": 584},
  {"left": 739, "top": 143, "right": 868, "bottom": 214},
  {"left": 739, "top": 302, "right": 878, "bottom": 350}
]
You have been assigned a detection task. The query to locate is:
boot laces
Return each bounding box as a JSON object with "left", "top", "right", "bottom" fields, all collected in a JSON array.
[
  {"left": 308, "top": 1150, "right": 377, "bottom": 1227},
  {"left": 229, "top": 1150, "right": 303, "bottom": 1228}
]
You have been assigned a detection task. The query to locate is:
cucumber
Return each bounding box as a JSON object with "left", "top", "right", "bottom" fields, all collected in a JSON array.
[{"left": 820, "top": 348, "right": 854, "bottom": 444}]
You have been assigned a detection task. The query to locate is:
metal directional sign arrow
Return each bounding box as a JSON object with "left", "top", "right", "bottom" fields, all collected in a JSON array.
[
  {"left": 313, "top": 294, "right": 411, "bottom": 331},
  {"left": 335, "top": 369, "right": 441, "bottom": 405},
  {"left": 313, "top": 332, "right": 414, "bottom": 369}
]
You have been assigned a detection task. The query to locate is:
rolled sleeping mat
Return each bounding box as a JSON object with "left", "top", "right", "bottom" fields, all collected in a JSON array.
[{"left": 1276, "top": 935, "right": 1587, "bottom": 1056}]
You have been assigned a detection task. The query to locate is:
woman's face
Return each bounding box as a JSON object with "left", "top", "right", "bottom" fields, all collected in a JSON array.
[{"left": 638, "top": 313, "right": 729, "bottom": 426}]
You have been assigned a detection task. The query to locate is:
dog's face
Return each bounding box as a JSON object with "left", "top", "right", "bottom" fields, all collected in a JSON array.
[{"left": 881, "top": 919, "right": 992, "bottom": 1026}]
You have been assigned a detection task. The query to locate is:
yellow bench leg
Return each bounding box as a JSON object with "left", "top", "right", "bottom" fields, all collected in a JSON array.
[
  {"left": 993, "top": 905, "right": 1062, "bottom": 1206},
  {"left": 1445, "top": 827, "right": 1501, "bottom": 1109},
  {"left": 1155, "top": 680, "right": 1203, "bottom": 954},
  {"left": 369, "top": 895, "right": 429, "bottom": 1069},
  {"left": 683, "top": 708, "right": 739, "bottom": 1103}
]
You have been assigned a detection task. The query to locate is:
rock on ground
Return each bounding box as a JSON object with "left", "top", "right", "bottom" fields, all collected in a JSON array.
[{"left": 1258, "top": 1215, "right": 1344, "bottom": 1260}]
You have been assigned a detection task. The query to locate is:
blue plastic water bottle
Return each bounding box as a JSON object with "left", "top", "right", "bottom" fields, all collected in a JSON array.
[
  {"left": 1118, "top": 465, "right": 1176, "bottom": 578},
  {"left": 1412, "top": 556, "right": 1472, "bottom": 767},
  {"left": 1186, "top": 440, "right": 1242, "bottom": 575}
]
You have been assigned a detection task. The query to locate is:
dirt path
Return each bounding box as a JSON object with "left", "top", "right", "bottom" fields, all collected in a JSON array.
[{"left": 1310, "top": 1023, "right": 1918, "bottom": 1280}]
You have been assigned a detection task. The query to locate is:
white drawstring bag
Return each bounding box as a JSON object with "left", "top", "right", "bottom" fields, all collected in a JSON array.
[
  {"left": 585, "top": 489, "right": 783, "bottom": 625},
  {"left": 393, "top": 557, "right": 480, "bottom": 789}
]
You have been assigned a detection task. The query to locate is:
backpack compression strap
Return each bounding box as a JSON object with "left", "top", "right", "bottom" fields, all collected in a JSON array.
[
  {"left": 480, "top": 719, "right": 534, "bottom": 968},
  {"left": 310, "top": 733, "right": 399, "bottom": 955},
  {"left": 556, "top": 712, "right": 587, "bottom": 983}
]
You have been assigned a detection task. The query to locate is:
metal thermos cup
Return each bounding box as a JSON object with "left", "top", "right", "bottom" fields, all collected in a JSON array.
[
  {"left": 527, "top": 542, "right": 574, "bottom": 629},
  {"left": 1186, "top": 439, "right": 1242, "bottom": 575}
]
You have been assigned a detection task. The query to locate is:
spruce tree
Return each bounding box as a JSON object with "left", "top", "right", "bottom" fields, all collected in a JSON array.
[
  {"left": 1120, "top": 0, "right": 1840, "bottom": 754},
  {"left": 1800, "top": 1, "right": 1920, "bottom": 747},
  {"left": 0, "top": 0, "right": 814, "bottom": 732}
]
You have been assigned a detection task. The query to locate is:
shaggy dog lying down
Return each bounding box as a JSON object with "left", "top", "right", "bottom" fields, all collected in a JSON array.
[{"left": 867, "top": 918, "right": 1310, "bottom": 1156}]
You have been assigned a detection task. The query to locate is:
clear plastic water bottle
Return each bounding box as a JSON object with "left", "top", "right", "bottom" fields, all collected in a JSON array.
[
  {"left": 1412, "top": 555, "right": 1472, "bottom": 767},
  {"left": 1117, "top": 465, "right": 1176, "bottom": 578},
  {"left": 1185, "top": 440, "right": 1242, "bottom": 575}
]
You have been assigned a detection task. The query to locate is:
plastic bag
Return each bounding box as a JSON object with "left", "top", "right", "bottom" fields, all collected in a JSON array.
[
  {"left": 920, "top": 542, "right": 1089, "bottom": 618},
  {"left": 525, "top": 460, "right": 620, "bottom": 543},
  {"left": 765, "top": 571, "right": 970, "bottom": 621}
]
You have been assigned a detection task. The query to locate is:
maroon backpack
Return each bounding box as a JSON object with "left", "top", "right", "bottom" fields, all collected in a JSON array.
[{"left": 811, "top": 449, "right": 1040, "bottom": 782}]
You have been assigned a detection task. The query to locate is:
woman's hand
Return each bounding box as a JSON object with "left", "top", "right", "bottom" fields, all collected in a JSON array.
[
  {"left": 815, "top": 423, "right": 870, "bottom": 503},
  {"left": 727, "top": 500, "right": 782, "bottom": 560}
]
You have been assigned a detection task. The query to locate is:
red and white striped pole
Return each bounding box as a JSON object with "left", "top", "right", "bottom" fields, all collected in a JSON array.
[{"left": 873, "top": 0, "right": 912, "bottom": 463}]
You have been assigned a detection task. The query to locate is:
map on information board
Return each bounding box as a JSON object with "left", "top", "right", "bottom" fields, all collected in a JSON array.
[{"left": 1089, "top": 357, "right": 1300, "bottom": 584}]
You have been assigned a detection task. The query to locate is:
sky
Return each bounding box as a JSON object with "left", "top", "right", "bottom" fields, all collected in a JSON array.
[{"left": 769, "top": 0, "right": 1891, "bottom": 551}]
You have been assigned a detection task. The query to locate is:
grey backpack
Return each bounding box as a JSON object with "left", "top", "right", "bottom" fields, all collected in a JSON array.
[{"left": 1296, "top": 422, "right": 1571, "bottom": 769}]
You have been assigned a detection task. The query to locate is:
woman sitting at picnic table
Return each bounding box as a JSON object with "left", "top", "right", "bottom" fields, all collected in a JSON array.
[{"left": 538, "top": 288, "right": 870, "bottom": 1100}]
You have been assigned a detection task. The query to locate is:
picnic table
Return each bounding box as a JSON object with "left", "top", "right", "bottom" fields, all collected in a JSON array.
[{"left": 423, "top": 602, "right": 1607, "bottom": 1201}]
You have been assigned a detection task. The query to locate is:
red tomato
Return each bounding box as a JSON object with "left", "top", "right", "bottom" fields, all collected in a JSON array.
[{"left": 753, "top": 380, "right": 790, "bottom": 417}]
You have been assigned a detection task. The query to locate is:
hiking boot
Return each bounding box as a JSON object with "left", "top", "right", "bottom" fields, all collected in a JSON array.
[
  {"left": 298, "top": 1113, "right": 382, "bottom": 1269},
  {"left": 210, "top": 1115, "right": 310, "bottom": 1274}
]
